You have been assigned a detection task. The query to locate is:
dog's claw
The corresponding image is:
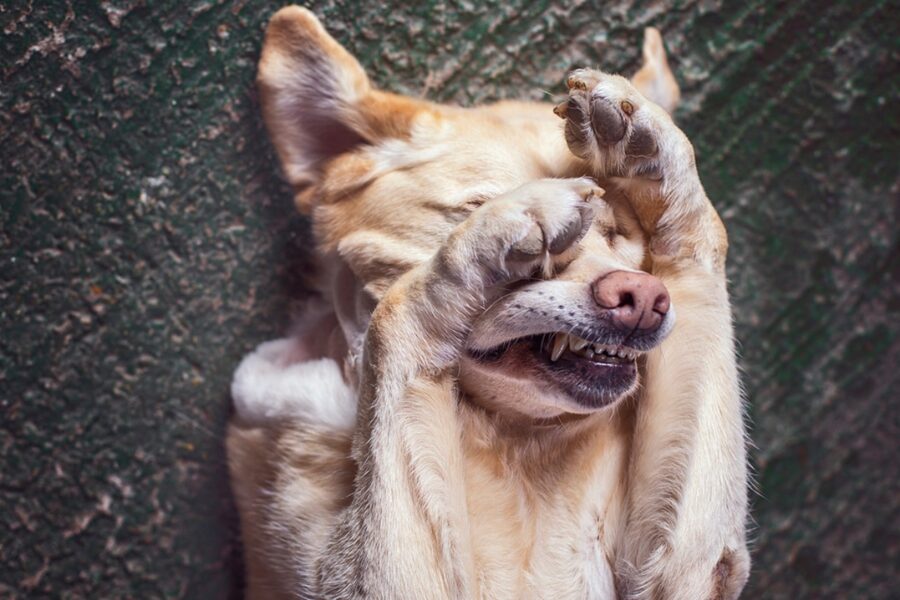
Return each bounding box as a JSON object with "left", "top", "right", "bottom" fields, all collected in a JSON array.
[
  {"left": 553, "top": 101, "right": 568, "bottom": 119},
  {"left": 566, "top": 76, "right": 588, "bottom": 91}
]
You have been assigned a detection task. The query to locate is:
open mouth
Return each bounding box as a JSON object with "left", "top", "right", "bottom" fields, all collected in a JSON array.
[{"left": 470, "top": 332, "right": 642, "bottom": 409}]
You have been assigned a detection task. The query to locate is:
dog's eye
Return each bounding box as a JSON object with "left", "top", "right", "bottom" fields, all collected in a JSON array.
[
  {"left": 596, "top": 224, "right": 617, "bottom": 245},
  {"left": 464, "top": 197, "right": 487, "bottom": 211},
  {"left": 463, "top": 192, "right": 497, "bottom": 212}
]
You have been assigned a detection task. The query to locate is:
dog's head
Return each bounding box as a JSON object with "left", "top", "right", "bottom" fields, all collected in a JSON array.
[{"left": 259, "top": 7, "right": 680, "bottom": 418}]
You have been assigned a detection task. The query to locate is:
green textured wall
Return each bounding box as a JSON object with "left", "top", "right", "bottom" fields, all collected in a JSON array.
[{"left": 1, "top": 1, "right": 897, "bottom": 597}]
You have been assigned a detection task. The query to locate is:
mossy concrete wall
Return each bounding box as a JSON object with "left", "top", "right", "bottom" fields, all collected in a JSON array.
[{"left": 1, "top": 1, "right": 897, "bottom": 597}]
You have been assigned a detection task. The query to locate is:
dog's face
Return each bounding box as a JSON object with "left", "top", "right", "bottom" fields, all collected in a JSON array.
[
  {"left": 259, "top": 8, "right": 676, "bottom": 418},
  {"left": 460, "top": 206, "right": 674, "bottom": 417}
]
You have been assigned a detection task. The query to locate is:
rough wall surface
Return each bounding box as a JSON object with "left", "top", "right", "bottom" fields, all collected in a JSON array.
[{"left": 1, "top": 0, "right": 897, "bottom": 597}]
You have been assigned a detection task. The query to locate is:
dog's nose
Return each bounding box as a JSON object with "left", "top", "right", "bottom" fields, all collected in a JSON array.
[{"left": 592, "top": 270, "right": 670, "bottom": 332}]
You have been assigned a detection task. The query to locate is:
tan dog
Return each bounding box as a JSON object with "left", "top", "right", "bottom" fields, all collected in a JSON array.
[{"left": 227, "top": 6, "right": 749, "bottom": 599}]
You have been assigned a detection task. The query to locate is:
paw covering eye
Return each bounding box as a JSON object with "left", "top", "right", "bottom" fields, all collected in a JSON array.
[{"left": 621, "top": 100, "right": 635, "bottom": 116}]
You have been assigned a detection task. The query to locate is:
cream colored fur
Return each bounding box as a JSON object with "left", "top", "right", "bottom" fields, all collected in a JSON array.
[{"left": 228, "top": 6, "right": 749, "bottom": 599}]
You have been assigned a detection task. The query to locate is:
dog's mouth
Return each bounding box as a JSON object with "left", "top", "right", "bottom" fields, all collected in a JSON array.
[{"left": 469, "top": 332, "right": 642, "bottom": 409}]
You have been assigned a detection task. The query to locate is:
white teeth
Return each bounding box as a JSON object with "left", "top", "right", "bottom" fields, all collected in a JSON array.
[
  {"left": 550, "top": 333, "right": 568, "bottom": 361},
  {"left": 547, "top": 334, "right": 638, "bottom": 362},
  {"left": 569, "top": 335, "right": 590, "bottom": 351},
  {"left": 588, "top": 343, "right": 638, "bottom": 360}
]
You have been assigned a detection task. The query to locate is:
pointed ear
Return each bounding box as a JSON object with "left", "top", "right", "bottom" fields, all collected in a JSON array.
[
  {"left": 257, "top": 7, "right": 427, "bottom": 209},
  {"left": 630, "top": 27, "right": 681, "bottom": 114}
]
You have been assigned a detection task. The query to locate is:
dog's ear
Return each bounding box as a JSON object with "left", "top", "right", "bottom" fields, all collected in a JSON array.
[
  {"left": 258, "top": 6, "right": 429, "bottom": 210},
  {"left": 631, "top": 28, "right": 681, "bottom": 114}
]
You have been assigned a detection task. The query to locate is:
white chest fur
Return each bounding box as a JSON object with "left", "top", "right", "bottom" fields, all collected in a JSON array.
[{"left": 460, "top": 409, "right": 630, "bottom": 599}]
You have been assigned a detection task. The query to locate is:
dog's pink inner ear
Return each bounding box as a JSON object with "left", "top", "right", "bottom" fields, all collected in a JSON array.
[
  {"left": 257, "top": 7, "right": 378, "bottom": 195},
  {"left": 300, "top": 100, "right": 368, "bottom": 165}
]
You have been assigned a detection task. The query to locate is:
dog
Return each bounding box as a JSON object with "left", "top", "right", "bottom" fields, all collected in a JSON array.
[{"left": 227, "top": 6, "right": 750, "bottom": 599}]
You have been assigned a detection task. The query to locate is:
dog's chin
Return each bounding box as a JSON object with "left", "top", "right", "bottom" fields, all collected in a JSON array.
[{"left": 461, "top": 335, "right": 641, "bottom": 416}]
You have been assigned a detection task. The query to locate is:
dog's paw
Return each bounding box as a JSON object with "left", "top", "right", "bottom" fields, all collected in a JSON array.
[
  {"left": 618, "top": 544, "right": 750, "bottom": 600},
  {"left": 556, "top": 69, "right": 691, "bottom": 180},
  {"left": 442, "top": 177, "right": 602, "bottom": 289},
  {"left": 556, "top": 69, "right": 723, "bottom": 265}
]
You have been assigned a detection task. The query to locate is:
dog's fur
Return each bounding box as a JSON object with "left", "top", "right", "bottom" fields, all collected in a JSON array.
[{"left": 227, "top": 7, "right": 750, "bottom": 599}]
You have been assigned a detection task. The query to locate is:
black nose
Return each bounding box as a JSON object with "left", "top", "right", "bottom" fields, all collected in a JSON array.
[{"left": 592, "top": 270, "right": 670, "bottom": 333}]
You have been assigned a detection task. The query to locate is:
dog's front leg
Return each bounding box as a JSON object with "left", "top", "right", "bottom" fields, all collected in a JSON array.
[
  {"left": 560, "top": 71, "right": 751, "bottom": 600},
  {"left": 620, "top": 248, "right": 750, "bottom": 600},
  {"left": 318, "top": 178, "right": 601, "bottom": 599}
]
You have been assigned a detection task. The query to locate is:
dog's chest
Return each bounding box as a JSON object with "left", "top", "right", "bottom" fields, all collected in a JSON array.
[{"left": 461, "top": 429, "right": 628, "bottom": 599}]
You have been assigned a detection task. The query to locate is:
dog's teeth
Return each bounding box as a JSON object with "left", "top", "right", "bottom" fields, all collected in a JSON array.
[
  {"left": 550, "top": 333, "right": 567, "bottom": 361},
  {"left": 570, "top": 336, "right": 590, "bottom": 351}
]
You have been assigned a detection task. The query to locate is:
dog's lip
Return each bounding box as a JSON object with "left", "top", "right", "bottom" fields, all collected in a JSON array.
[
  {"left": 467, "top": 328, "right": 645, "bottom": 357},
  {"left": 468, "top": 332, "right": 644, "bottom": 363},
  {"left": 466, "top": 298, "right": 675, "bottom": 357},
  {"left": 467, "top": 334, "right": 640, "bottom": 409}
]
